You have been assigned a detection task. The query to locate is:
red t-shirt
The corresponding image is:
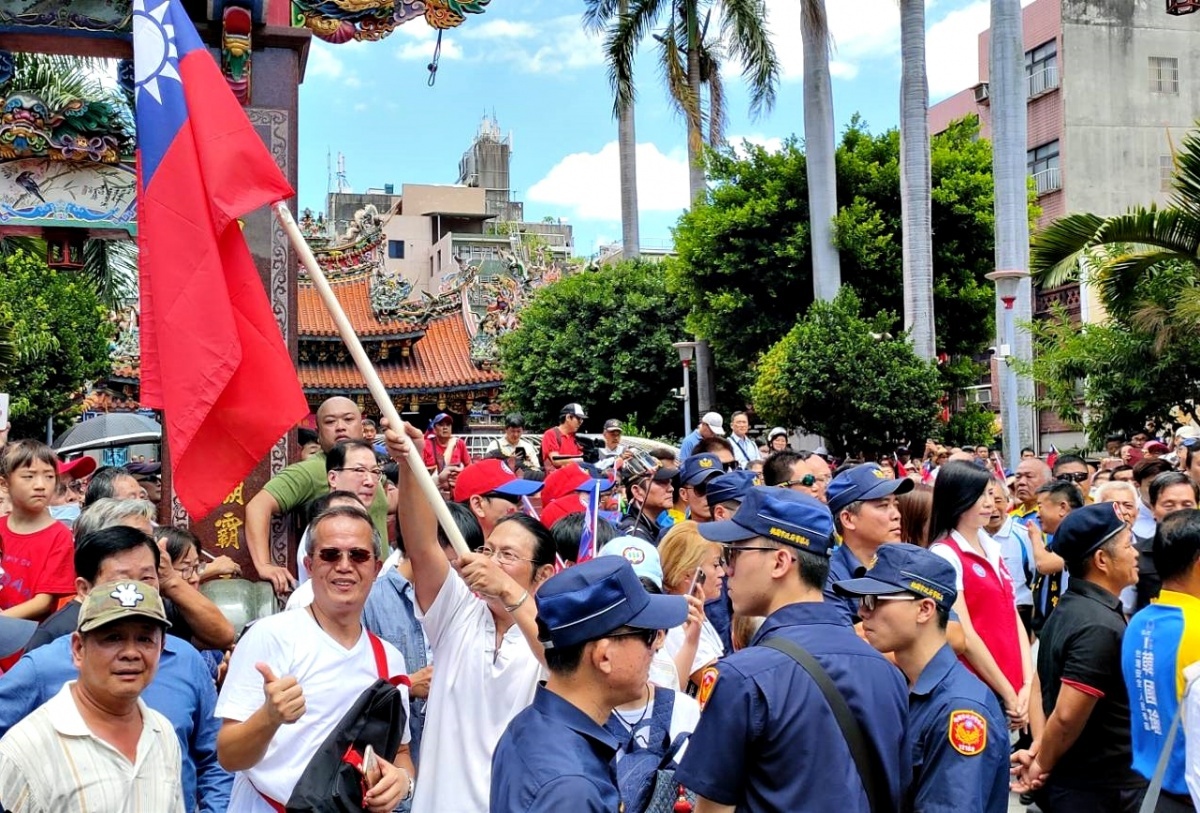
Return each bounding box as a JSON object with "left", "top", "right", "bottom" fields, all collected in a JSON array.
[
  {"left": 541, "top": 427, "right": 583, "bottom": 468},
  {"left": 0, "top": 516, "right": 76, "bottom": 614},
  {"left": 422, "top": 436, "right": 471, "bottom": 472}
]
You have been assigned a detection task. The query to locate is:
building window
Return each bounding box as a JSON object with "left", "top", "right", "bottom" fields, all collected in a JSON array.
[
  {"left": 1161, "top": 155, "right": 1176, "bottom": 192},
  {"left": 387, "top": 240, "right": 405, "bottom": 259},
  {"left": 1150, "top": 56, "right": 1180, "bottom": 93},
  {"left": 1028, "top": 141, "right": 1061, "bottom": 195},
  {"left": 1025, "top": 40, "right": 1058, "bottom": 98}
]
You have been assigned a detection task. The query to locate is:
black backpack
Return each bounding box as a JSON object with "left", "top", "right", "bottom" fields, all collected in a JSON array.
[
  {"left": 256, "top": 633, "right": 410, "bottom": 813},
  {"left": 604, "top": 688, "right": 696, "bottom": 813}
]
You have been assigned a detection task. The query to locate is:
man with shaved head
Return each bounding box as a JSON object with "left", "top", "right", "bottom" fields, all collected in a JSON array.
[{"left": 245, "top": 396, "right": 389, "bottom": 595}]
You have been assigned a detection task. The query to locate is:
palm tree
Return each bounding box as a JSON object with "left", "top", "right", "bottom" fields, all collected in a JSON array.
[
  {"left": 596, "top": 0, "right": 779, "bottom": 204},
  {"left": 898, "top": 0, "right": 934, "bottom": 359},
  {"left": 583, "top": 0, "right": 641, "bottom": 259},
  {"left": 801, "top": 0, "right": 842, "bottom": 302},
  {"left": 1030, "top": 128, "right": 1200, "bottom": 344},
  {"left": 990, "top": 0, "right": 1034, "bottom": 455},
  {"left": 0, "top": 54, "right": 136, "bottom": 308}
]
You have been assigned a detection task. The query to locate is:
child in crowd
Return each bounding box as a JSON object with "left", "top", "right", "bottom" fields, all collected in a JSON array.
[{"left": 0, "top": 440, "right": 76, "bottom": 620}]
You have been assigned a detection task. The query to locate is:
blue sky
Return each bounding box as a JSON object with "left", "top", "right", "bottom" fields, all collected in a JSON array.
[{"left": 296, "top": 0, "right": 1010, "bottom": 255}]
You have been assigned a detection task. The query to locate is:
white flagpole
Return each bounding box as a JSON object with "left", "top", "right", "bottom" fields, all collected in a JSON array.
[{"left": 273, "top": 202, "right": 469, "bottom": 556}]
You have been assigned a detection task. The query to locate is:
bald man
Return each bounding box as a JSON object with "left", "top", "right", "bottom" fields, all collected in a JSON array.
[{"left": 245, "top": 397, "right": 389, "bottom": 594}]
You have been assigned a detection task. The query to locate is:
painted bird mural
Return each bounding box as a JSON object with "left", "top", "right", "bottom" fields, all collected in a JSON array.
[{"left": 14, "top": 171, "right": 43, "bottom": 203}]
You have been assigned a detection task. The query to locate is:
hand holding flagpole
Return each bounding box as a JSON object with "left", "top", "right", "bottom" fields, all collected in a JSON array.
[{"left": 273, "top": 202, "right": 470, "bottom": 557}]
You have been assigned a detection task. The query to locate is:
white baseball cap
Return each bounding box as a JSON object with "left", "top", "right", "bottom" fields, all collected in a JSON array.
[
  {"left": 700, "top": 412, "right": 725, "bottom": 436},
  {"left": 597, "top": 536, "right": 664, "bottom": 589}
]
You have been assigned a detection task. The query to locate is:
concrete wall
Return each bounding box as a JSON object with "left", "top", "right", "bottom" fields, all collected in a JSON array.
[
  {"left": 399, "top": 184, "right": 487, "bottom": 217},
  {"left": 382, "top": 214, "right": 434, "bottom": 296}
]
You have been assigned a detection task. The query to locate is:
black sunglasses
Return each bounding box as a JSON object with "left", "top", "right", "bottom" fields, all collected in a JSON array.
[
  {"left": 315, "top": 547, "right": 374, "bottom": 565},
  {"left": 778, "top": 474, "right": 817, "bottom": 489},
  {"left": 605, "top": 628, "right": 660, "bottom": 647},
  {"left": 1056, "top": 472, "right": 1089, "bottom": 483}
]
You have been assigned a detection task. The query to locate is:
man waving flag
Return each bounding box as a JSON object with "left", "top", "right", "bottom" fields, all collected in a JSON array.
[{"left": 134, "top": 0, "right": 306, "bottom": 518}]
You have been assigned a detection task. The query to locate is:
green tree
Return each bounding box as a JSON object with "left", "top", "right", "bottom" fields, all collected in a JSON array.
[
  {"left": 0, "top": 250, "right": 114, "bottom": 438},
  {"left": 668, "top": 116, "right": 1001, "bottom": 404},
  {"left": 750, "top": 289, "right": 942, "bottom": 455},
  {"left": 942, "top": 403, "right": 998, "bottom": 449},
  {"left": 498, "top": 260, "right": 689, "bottom": 437}
]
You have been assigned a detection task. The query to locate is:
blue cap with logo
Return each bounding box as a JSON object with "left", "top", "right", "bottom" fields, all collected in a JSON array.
[
  {"left": 697, "top": 486, "right": 836, "bottom": 556},
  {"left": 597, "top": 535, "right": 664, "bottom": 589},
  {"left": 832, "top": 543, "right": 958, "bottom": 612},
  {"left": 826, "top": 463, "right": 914, "bottom": 515},
  {"left": 1047, "top": 502, "right": 1128, "bottom": 563},
  {"left": 705, "top": 470, "right": 763, "bottom": 508},
  {"left": 680, "top": 453, "right": 724, "bottom": 486},
  {"left": 535, "top": 557, "right": 688, "bottom": 649}
]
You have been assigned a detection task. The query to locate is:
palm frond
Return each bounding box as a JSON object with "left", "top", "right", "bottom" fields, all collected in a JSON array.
[
  {"left": 82, "top": 239, "right": 137, "bottom": 309},
  {"left": 656, "top": 14, "right": 698, "bottom": 128},
  {"left": 0, "top": 320, "right": 16, "bottom": 378},
  {"left": 606, "top": 0, "right": 669, "bottom": 117},
  {"left": 718, "top": 0, "right": 778, "bottom": 118},
  {"left": 1029, "top": 212, "right": 1107, "bottom": 286},
  {"left": 1171, "top": 284, "right": 1200, "bottom": 327},
  {"left": 1169, "top": 127, "right": 1200, "bottom": 222},
  {"left": 1130, "top": 300, "right": 1177, "bottom": 354},
  {"left": 700, "top": 42, "right": 726, "bottom": 146},
  {"left": 581, "top": 0, "right": 622, "bottom": 33},
  {"left": 1094, "top": 248, "right": 1200, "bottom": 316}
]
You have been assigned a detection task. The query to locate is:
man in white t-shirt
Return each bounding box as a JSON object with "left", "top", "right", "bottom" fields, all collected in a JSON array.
[
  {"left": 216, "top": 505, "right": 414, "bottom": 813},
  {"left": 386, "top": 420, "right": 558, "bottom": 813}
]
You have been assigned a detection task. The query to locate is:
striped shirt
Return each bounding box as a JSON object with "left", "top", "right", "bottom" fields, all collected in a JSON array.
[{"left": 0, "top": 682, "right": 184, "bottom": 813}]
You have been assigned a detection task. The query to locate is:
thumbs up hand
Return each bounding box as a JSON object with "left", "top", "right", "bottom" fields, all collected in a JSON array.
[{"left": 256, "top": 662, "right": 306, "bottom": 725}]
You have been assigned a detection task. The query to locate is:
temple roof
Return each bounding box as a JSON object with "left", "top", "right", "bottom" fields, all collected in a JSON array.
[
  {"left": 298, "top": 313, "right": 502, "bottom": 394},
  {"left": 298, "top": 274, "right": 426, "bottom": 339}
]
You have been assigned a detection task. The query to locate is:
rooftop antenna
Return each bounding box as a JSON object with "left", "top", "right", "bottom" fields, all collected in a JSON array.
[{"left": 335, "top": 152, "right": 351, "bottom": 194}]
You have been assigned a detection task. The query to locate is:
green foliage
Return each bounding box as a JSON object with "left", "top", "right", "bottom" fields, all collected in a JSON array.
[
  {"left": 750, "top": 289, "right": 942, "bottom": 455},
  {"left": 668, "top": 116, "right": 1004, "bottom": 405},
  {"left": 942, "top": 403, "right": 998, "bottom": 449},
  {"left": 0, "top": 251, "right": 114, "bottom": 438},
  {"left": 498, "top": 261, "right": 689, "bottom": 438}
]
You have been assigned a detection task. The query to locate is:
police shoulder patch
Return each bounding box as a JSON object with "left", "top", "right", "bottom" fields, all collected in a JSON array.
[
  {"left": 697, "top": 666, "right": 719, "bottom": 710},
  {"left": 948, "top": 709, "right": 987, "bottom": 756}
]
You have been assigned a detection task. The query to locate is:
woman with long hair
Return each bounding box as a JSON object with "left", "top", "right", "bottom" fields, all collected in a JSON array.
[
  {"left": 929, "top": 462, "right": 1032, "bottom": 728},
  {"left": 658, "top": 521, "right": 727, "bottom": 691}
]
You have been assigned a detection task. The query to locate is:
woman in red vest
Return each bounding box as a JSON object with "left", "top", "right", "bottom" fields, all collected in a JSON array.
[{"left": 929, "top": 461, "right": 1033, "bottom": 730}]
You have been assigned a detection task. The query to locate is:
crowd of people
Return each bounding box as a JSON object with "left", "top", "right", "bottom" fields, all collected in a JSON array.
[{"left": 3, "top": 400, "right": 1200, "bottom": 812}]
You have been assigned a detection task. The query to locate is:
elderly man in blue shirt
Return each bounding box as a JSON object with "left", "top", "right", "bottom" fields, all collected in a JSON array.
[
  {"left": 0, "top": 525, "right": 231, "bottom": 813},
  {"left": 490, "top": 556, "right": 688, "bottom": 812}
]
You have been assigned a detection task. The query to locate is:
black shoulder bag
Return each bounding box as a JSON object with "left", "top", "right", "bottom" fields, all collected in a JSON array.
[{"left": 760, "top": 637, "right": 890, "bottom": 813}]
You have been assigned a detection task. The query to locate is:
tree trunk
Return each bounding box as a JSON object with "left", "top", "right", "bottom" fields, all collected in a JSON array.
[
  {"left": 899, "top": 0, "right": 935, "bottom": 360},
  {"left": 617, "top": 0, "right": 640, "bottom": 260},
  {"left": 990, "top": 0, "right": 1036, "bottom": 457},
  {"left": 801, "top": 0, "right": 841, "bottom": 301},
  {"left": 685, "top": 32, "right": 706, "bottom": 203}
]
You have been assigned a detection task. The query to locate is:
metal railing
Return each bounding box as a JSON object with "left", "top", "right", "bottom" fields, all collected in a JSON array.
[
  {"left": 1033, "top": 167, "right": 1062, "bottom": 195},
  {"left": 1027, "top": 65, "right": 1059, "bottom": 98}
]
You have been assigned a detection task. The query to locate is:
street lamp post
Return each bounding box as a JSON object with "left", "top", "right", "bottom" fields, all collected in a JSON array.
[
  {"left": 672, "top": 341, "right": 698, "bottom": 438},
  {"left": 986, "top": 269, "right": 1028, "bottom": 471}
]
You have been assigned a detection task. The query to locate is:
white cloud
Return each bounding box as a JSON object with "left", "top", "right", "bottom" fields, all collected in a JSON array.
[
  {"left": 396, "top": 32, "right": 463, "bottom": 62},
  {"left": 760, "top": 0, "right": 901, "bottom": 82},
  {"left": 307, "top": 42, "right": 345, "bottom": 79},
  {"left": 926, "top": 1, "right": 990, "bottom": 98},
  {"left": 459, "top": 19, "right": 537, "bottom": 39},
  {"left": 527, "top": 141, "right": 689, "bottom": 222},
  {"left": 729, "top": 134, "right": 785, "bottom": 157}
]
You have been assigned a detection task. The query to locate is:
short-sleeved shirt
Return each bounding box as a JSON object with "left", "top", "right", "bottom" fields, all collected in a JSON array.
[
  {"left": 0, "top": 682, "right": 185, "bottom": 813},
  {"left": 825, "top": 543, "right": 868, "bottom": 626},
  {"left": 674, "top": 602, "right": 910, "bottom": 811},
  {"left": 0, "top": 517, "right": 75, "bottom": 612},
  {"left": 422, "top": 437, "right": 471, "bottom": 472},
  {"left": 261, "top": 452, "right": 389, "bottom": 540},
  {"left": 907, "top": 645, "right": 1009, "bottom": 813},
  {"left": 1122, "top": 589, "right": 1200, "bottom": 796},
  {"left": 1038, "top": 578, "right": 1144, "bottom": 790},
  {"left": 485, "top": 438, "right": 541, "bottom": 470},
  {"left": 411, "top": 570, "right": 542, "bottom": 813},
  {"left": 215, "top": 610, "right": 410, "bottom": 811},
  {"left": 490, "top": 686, "right": 620, "bottom": 813},
  {"left": 992, "top": 517, "right": 1035, "bottom": 607},
  {"left": 540, "top": 428, "right": 582, "bottom": 468}
]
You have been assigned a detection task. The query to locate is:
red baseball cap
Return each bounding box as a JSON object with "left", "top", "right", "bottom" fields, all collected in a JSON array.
[
  {"left": 57, "top": 456, "right": 97, "bottom": 480},
  {"left": 542, "top": 463, "right": 593, "bottom": 504},
  {"left": 453, "top": 459, "right": 543, "bottom": 503},
  {"left": 540, "top": 494, "right": 586, "bottom": 529}
]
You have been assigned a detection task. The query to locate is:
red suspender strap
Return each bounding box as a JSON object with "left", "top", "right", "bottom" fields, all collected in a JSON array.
[{"left": 368, "top": 631, "right": 388, "bottom": 680}]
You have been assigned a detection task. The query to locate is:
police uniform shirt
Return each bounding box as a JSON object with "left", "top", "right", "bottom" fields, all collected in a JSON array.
[
  {"left": 907, "top": 644, "right": 1009, "bottom": 813},
  {"left": 490, "top": 685, "right": 621, "bottom": 813},
  {"left": 1037, "top": 578, "right": 1146, "bottom": 791},
  {"left": 675, "top": 602, "right": 909, "bottom": 812},
  {"left": 824, "top": 544, "right": 866, "bottom": 626}
]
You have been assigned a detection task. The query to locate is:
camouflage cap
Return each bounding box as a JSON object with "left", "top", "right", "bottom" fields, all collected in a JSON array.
[{"left": 77, "top": 581, "right": 171, "bottom": 633}]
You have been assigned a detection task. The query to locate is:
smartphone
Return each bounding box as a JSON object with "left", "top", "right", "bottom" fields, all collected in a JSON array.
[
  {"left": 686, "top": 566, "right": 706, "bottom": 596},
  {"left": 0, "top": 393, "right": 8, "bottom": 429},
  {"left": 361, "top": 744, "right": 382, "bottom": 787}
]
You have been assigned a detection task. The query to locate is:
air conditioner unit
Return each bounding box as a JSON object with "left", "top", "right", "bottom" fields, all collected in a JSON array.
[{"left": 974, "top": 82, "right": 990, "bottom": 103}]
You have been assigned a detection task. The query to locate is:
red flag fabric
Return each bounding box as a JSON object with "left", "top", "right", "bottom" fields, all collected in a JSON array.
[
  {"left": 1045, "top": 445, "right": 1059, "bottom": 470},
  {"left": 135, "top": 0, "right": 305, "bottom": 519}
]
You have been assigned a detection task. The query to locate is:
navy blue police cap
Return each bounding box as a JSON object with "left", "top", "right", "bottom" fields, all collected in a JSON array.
[
  {"left": 697, "top": 487, "right": 836, "bottom": 556},
  {"left": 833, "top": 542, "right": 958, "bottom": 612}
]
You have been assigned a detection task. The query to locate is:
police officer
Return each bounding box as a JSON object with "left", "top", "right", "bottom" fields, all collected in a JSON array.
[
  {"left": 825, "top": 462, "right": 914, "bottom": 625},
  {"left": 678, "top": 453, "right": 725, "bottom": 523},
  {"left": 490, "top": 556, "right": 688, "bottom": 813},
  {"left": 674, "top": 487, "right": 909, "bottom": 811},
  {"left": 704, "top": 470, "right": 761, "bottom": 522},
  {"left": 834, "top": 543, "right": 1009, "bottom": 813},
  {"left": 1013, "top": 503, "right": 1146, "bottom": 811}
]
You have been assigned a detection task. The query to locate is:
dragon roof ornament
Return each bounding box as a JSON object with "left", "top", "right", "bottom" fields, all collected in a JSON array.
[{"left": 295, "top": 0, "right": 491, "bottom": 44}]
